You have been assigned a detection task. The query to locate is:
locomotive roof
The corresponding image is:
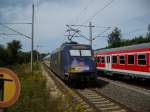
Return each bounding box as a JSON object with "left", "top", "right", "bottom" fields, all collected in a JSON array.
[
  {"left": 51, "top": 42, "right": 91, "bottom": 54},
  {"left": 94, "top": 42, "right": 150, "bottom": 54},
  {"left": 60, "top": 42, "right": 90, "bottom": 48}
]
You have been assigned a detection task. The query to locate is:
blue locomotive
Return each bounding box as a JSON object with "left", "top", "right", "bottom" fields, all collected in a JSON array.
[{"left": 49, "top": 42, "right": 96, "bottom": 82}]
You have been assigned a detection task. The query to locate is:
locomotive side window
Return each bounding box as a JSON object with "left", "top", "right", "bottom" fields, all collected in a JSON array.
[
  {"left": 69, "top": 50, "right": 80, "bottom": 56},
  {"left": 112, "top": 56, "right": 117, "bottom": 64},
  {"left": 128, "top": 55, "right": 134, "bottom": 64},
  {"left": 81, "top": 50, "right": 92, "bottom": 56},
  {"left": 138, "top": 54, "right": 146, "bottom": 65},
  {"left": 119, "top": 56, "right": 125, "bottom": 64},
  {"left": 101, "top": 57, "right": 105, "bottom": 63}
]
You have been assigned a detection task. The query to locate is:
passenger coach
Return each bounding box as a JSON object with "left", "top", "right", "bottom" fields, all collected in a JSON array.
[{"left": 95, "top": 43, "right": 150, "bottom": 79}]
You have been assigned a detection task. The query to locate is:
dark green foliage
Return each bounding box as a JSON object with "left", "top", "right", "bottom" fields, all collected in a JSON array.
[
  {"left": 0, "top": 45, "right": 8, "bottom": 66},
  {"left": 0, "top": 40, "right": 41, "bottom": 67},
  {"left": 146, "top": 24, "right": 150, "bottom": 40},
  {"left": 107, "top": 24, "right": 150, "bottom": 48},
  {"left": 7, "top": 40, "right": 22, "bottom": 64},
  {"left": 107, "top": 27, "right": 122, "bottom": 48},
  {"left": 18, "top": 50, "right": 40, "bottom": 63}
]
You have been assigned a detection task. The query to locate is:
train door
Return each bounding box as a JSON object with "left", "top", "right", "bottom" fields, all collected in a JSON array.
[{"left": 105, "top": 55, "right": 112, "bottom": 70}]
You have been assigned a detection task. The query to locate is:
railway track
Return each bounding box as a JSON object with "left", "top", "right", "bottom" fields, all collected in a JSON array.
[
  {"left": 43, "top": 63, "right": 134, "bottom": 112},
  {"left": 73, "top": 88, "right": 134, "bottom": 112}
]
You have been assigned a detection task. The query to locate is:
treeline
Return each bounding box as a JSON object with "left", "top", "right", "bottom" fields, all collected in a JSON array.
[
  {"left": 0, "top": 40, "right": 39, "bottom": 67},
  {"left": 107, "top": 24, "right": 150, "bottom": 48}
]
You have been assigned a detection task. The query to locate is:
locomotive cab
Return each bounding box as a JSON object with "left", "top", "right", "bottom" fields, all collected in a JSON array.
[
  {"left": 69, "top": 49, "right": 95, "bottom": 73},
  {"left": 63, "top": 44, "right": 96, "bottom": 82}
]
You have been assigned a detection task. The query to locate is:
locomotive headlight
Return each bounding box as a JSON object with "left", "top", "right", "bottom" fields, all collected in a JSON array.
[
  {"left": 69, "top": 66, "right": 89, "bottom": 73},
  {"left": 70, "top": 67, "right": 79, "bottom": 72},
  {"left": 71, "top": 67, "right": 76, "bottom": 70},
  {"left": 69, "top": 67, "right": 77, "bottom": 73}
]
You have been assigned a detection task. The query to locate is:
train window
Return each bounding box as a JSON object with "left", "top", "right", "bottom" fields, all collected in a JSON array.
[
  {"left": 81, "top": 50, "right": 92, "bottom": 56},
  {"left": 96, "top": 57, "right": 101, "bottom": 63},
  {"left": 69, "top": 50, "right": 80, "bottom": 56},
  {"left": 119, "top": 56, "right": 125, "bottom": 64},
  {"left": 138, "top": 54, "right": 146, "bottom": 65},
  {"left": 128, "top": 55, "right": 134, "bottom": 64},
  {"left": 112, "top": 56, "right": 117, "bottom": 64},
  {"left": 101, "top": 57, "right": 105, "bottom": 63},
  {"left": 99, "top": 57, "right": 101, "bottom": 63},
  {"left": 95, "top": 57, "right": 98, "bottom": 62},
  {"left": 95, "top": 57, "right": 99, "bottom": 62}
]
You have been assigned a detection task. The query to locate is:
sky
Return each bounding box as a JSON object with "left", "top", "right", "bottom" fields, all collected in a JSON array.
[{"left": 0, "top": 0, "right": 150, "bottom": 53}]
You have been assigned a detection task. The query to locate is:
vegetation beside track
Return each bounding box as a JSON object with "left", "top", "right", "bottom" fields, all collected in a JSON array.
[
  {"left": 5, "top": 63, "right": 69, "bottom": 112},
  {"left": 5, "top": 62, "right": 85, "bottom": 112}
]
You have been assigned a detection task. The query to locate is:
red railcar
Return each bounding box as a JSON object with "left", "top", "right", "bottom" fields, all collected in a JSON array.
[{"left": 94, "top": 43, "right": 150, "bottom": 79}]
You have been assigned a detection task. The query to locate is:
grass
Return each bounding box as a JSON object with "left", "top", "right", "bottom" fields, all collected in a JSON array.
[
  {"left": 5, "top": 62, "right": 66, "bottom": 112},
  {"left": 4, "top": 62, "right": 86, "bottom": 112}
]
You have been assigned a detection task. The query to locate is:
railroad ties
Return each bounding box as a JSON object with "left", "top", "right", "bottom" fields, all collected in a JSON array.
[{"left": 74, "top": 89, "right": 129, "bottom": 112}]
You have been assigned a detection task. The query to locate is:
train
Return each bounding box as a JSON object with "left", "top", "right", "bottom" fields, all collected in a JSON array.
[
  {"left": 94, "top": 42, "right": 150, "bottom": 79},
  {"left": 44, "top": 42, "right": 97, "bottom": 83}
]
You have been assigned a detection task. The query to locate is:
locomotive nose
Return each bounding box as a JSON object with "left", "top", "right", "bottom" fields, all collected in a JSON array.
[{"left": 68, "top": 57, "right": 95, "bottom": 73}]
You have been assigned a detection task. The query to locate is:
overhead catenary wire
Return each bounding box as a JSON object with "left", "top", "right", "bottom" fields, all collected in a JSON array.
[
  {"left": 73, "top": 0, "right": 95, "bottom": 24},
  {"left": 66, "top": 25, "right": 90, "bottom": 41},
  {"left": 0, "top": 23, "right": 31, "bottom": 39},
  {"left": 0, "top": 23, "right": 32, "bottom": 24},
  {"left": 93, "top": 27, "right": 111, "bottom": 40},
  {"left": 81, "top": 0, "right": 115, "bottom": 26},
  {"left": 77, "top": 32, "right": 90, "bottom": 41},
  {"left": 66, "top": 0, "right": 115, "bottom": 43},
  {"left": 0, "top": 33, "right": 21, "bottom": 35}
]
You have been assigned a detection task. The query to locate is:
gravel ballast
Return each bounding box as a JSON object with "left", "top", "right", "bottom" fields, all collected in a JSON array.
[{"left": 96, "top": 77, "right": 150, "bottom": 112}]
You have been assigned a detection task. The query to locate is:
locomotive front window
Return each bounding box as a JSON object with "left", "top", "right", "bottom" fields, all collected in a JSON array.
[
  {"left": 138, "top": 54, "right": 146, "bottom": 65},
  {"left": 81, "top": 50, "right": 92, "bottom": 56},
  {"left": 69, "top": 50, "right": 80, "bottom": 56}
]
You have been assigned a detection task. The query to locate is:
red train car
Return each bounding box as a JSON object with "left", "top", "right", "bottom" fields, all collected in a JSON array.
[{"left": 94, "top": 43, "right": 150, "bottom": 79}]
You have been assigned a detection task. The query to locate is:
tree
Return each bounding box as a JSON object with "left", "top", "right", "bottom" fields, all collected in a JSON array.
[
  {"left": 148, "top": 24, "right": 150, "bottom": 31},
  {"left": 7, "top": 40, "right": 22, "bottom": 64},
  {"left": 0, "top": 40, "right": 41, "bottom": 66},
  {"left": 0, "top": 45, "right": 7, "bottom": 66},
  {"left": 107, "top": 27, "right": 122, "bottom": 48},
  {"left": 146, "top": 24, "right": 150, "bottom": 41}
]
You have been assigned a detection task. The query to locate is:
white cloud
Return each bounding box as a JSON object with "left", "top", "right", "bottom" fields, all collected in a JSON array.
[{"left": 0, "top": 0, "right": 150, "bottom": 52}]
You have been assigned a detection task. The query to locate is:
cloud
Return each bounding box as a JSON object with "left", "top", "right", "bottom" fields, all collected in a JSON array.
[
  {"left": 0, "top": 0, "right": 31, "bottom": 8},
  {"left": 0, "top": 0, "right": 150, "bottom": 53}
]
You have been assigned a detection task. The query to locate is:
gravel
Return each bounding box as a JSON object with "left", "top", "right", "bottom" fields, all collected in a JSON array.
[{"left": 96, "top": 77, "right": 150, "bottom": 112}]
